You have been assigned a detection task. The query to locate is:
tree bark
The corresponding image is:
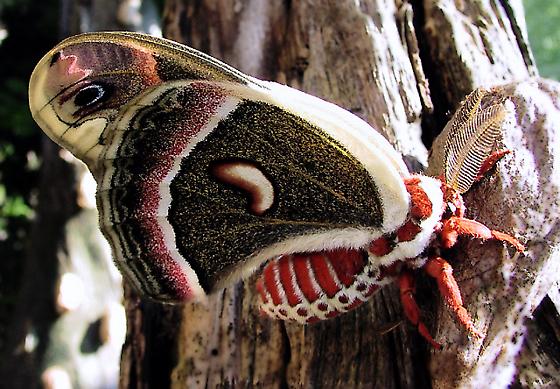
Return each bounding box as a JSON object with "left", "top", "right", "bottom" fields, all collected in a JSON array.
[{"left": 120, "top": 1, "right": 560, "bottom": 388}]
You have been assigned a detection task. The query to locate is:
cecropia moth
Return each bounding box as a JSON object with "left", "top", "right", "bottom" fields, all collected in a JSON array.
[{"left": 29, "top": 32, "right": 523, "bottom": 348}]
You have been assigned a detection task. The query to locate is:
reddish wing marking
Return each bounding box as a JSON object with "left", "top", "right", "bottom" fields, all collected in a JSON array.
[{"left": 47, "top": 52, "right": 91, "bottom": 95}]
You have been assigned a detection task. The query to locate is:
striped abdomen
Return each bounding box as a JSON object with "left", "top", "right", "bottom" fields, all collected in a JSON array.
[{"left": 256, "top": 249, "right": 384, "bottom": 323}]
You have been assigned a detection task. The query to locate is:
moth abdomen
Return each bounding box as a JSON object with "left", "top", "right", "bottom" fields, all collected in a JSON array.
[{"left": 257, "top": 249, "right": 382, "bottom": 323}]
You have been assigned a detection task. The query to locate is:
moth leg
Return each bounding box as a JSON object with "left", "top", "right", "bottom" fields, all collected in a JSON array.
[
  {"left": 398, "top": 271, "right": 442, "bottom": 349},
  {"left": 474, "top": 149, "right": 511, "bottom": 182},
  {"left": 441, "top": 216, "right": 525, "bottom": 252},
  {"left": 424, "top": 256, "right": 482, "bottom": 339}
]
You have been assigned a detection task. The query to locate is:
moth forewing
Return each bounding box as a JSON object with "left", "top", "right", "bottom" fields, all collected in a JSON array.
[{"left": 190, "top": 80, "right": 414, "bottom": 288}]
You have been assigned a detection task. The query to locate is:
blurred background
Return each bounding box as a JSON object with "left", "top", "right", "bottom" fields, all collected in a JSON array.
[
  {"left": 0, "top": 0, "right": 557, "bottom": 387},
  {"left": 0, "top": 1, "right": 163, "bottom": 387}
]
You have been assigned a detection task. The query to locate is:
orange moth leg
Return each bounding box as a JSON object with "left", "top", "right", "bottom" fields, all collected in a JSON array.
[
  {"left": 441, "top": 217, "right": 492, "bottom": 248},
  {"left": 441, "top": 216, "right": 525, "bottom": 251},
  {"left": 398, "top": 271, "right": 442, "bottom": 349},
  {"left": 424, "top": 257, "right": 482, "bottom": 339},
  {"left": 475, "top": 149, "right": 511, "bottom": 182},
  {"left": 490, "top": 230, "right": 525, "bottom": 252}
]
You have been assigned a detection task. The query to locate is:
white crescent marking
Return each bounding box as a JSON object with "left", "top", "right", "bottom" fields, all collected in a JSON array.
[{"left": 212, "top": 161, "right": 275, "bottom": 215}]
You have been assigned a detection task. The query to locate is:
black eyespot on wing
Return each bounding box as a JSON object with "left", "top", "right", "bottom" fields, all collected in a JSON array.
[
  {"left": 50, "top": 51, "right": 61, "bottom": 66},
  {"left": 74, "top": 84, "right": 110, "bottom": 107}
]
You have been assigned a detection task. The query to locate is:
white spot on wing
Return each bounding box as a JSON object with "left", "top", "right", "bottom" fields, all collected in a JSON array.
[{"left": 212, "top": 161, "right": 275, "bottom": 215}]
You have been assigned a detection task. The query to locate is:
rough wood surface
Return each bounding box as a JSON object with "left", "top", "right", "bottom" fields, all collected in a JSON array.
[
  {"left": 515, "top": 295, "right": 560, "bottom": 387},
  {"left": 427, "top": 79, "right": 560, "bottom": 388},
  {"left": 119, "top": 0, "right": 558, "bottom": 388}
]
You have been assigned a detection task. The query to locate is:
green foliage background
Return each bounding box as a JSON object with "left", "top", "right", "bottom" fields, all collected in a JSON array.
[{"left": 524, "top": 0, "right": 560, "bottom": 80}]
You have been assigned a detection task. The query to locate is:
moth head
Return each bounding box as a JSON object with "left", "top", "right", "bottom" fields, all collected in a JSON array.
[{"left": 29, "top": 32, "right": 248, "bottom": 170}]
